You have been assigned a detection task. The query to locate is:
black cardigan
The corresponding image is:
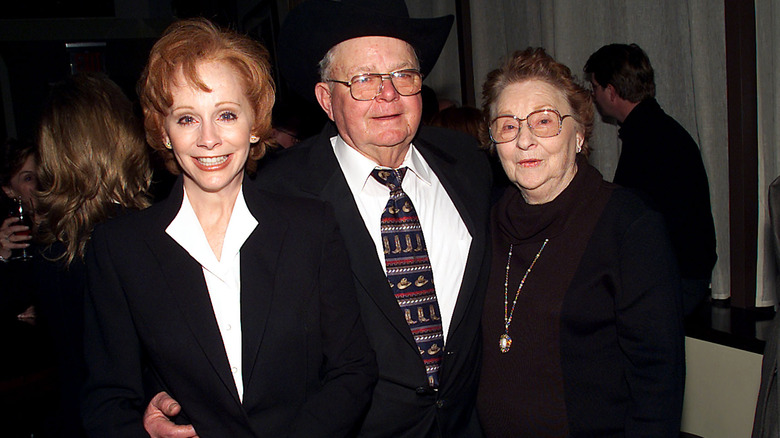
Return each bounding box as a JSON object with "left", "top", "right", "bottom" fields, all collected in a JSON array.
[{"left": 478, "top": 161, "right": 685, "bottom": 437}]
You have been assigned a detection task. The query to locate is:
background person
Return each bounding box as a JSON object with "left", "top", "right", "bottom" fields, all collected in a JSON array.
[
  {"left": 0, "top": 138, "right": 37, "bottom": 262},
  {"left": 584, "top": 43, "right": 716, "bottom": 316},
  {"left": 33, "top": 72, "right": 153, "bottom": 437},
  {"left": 0, "top": 137, "right": 56, "bottom": 438},
  {"left": 81, "top": 18, "right": 376, "bottom": 437},
  {"left": 477, "top": 47, "right": 685, "bottom": 437},
  {"left": 429, "top": 105, "right": 482, "bottom": 140}
]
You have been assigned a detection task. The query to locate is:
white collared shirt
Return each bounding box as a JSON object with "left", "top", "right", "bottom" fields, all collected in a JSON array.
[
  {"left": 332, "top": 135, "right": 472, "bottom": 342},
  {"left": 166, "top": 185, "right": 258, "bottom": 401}
]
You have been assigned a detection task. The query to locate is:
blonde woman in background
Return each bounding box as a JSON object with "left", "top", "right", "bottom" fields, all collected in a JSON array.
[{"left": 34, "top": 72, "right": 151, "bottom": 437}]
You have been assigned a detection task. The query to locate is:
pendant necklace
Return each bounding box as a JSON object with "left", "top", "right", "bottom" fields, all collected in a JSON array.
[{"left": 500, "top": 238, "right": 549, "bottom": 353}]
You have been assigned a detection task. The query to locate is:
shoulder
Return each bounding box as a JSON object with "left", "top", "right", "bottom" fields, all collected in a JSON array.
[
  {"left": 415, "top": 126, "right": 482, "bottom": 157},
  {"left": 603, "top": 185, "right": 660, "bottom": 219},
  {"left": 87, "top": 205, "right": 170, "bottom": 264},
  {"left": 93, "top": 201, "right": 163, "bottom": 236},
  {"left": 256, "top": 138, "right": 315, "bottom": 176},
  {"left": 628, "top": 101, "right": 697, "bottom": 145},
  {"left": 244, "top": 183, "right": 336, "bottom": 232},
  {"left": 253, "top": 133, "right": 334, "bottom": 195},
  {"left": 415, "top": 126, "right": 491, "bottom": 181},
  {"left": 595, "top": 185, "right": 668, "bottom": 241},
  {"left": 246, "top": 183, "right": 329, "bottom": 217}
]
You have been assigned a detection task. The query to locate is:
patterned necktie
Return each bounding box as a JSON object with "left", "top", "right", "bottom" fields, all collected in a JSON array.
[{"left": 371, "top": 167, "right": 444, "bottom": 388}]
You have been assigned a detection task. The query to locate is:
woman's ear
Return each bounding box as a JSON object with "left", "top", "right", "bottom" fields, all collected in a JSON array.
[{"left": 2, "top": 185, "right": 16, "bottom": 198}]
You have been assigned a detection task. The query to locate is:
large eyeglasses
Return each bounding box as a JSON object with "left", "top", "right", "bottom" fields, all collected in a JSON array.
[
  {"left": 489, "top": 109, "right": 573, "bottom": 143},
  {"left": 327, "top": 69, "right": 423, "bottom": 101}
]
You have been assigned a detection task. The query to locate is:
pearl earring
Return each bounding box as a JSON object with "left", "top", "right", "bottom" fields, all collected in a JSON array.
[
  {"left": 250, "top": 136, "right": 259, "bottom": 143},
  {"left": 165, "top": 140, "right": 172, "bottom": 150}
]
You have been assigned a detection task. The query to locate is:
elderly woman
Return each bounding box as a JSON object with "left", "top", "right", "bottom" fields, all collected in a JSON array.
[
  {"left": 81, "top": 18, "right": 376, "bottom": 438},
  {"left": 476, "top": 48, "right": 685, "bottom": 437}
]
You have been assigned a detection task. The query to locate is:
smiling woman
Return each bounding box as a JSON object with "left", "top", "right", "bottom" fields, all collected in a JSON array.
[
  {"left": 163, "top": 60, "right": 255, "bottom": 205},
  {"left": 476, "top": 47, "right": 685, "bottom": 437},
  {"left": 81, "top": 18, "right": 377, "bottom": 438}
]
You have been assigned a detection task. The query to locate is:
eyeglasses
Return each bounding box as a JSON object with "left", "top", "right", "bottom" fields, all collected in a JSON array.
[
  {"left": 489, "top": 109, "right": 573, "bottom": 144},
  {"left": 327, "top": 69, "right": 423, "bottom": 101}
]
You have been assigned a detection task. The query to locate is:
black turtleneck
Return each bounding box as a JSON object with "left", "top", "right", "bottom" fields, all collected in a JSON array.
[{"left": 478, "top": 158, "right": 613, "bottom": 437}]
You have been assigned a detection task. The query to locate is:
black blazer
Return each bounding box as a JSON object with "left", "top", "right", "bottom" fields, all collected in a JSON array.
[
  {"left": 255, "top": 124, "right": 492, "bottom": 438},
  {"left": 82, "top": 178, "right": 377, "bottom": 438},
  {"left": 753, "top": 176, "right": 780, "bottom": 437}
]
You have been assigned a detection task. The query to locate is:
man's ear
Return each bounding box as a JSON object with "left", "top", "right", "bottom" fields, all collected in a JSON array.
[
  {"left": 315, "top": 83, "right": 335, "bottom": 121},
  {"left": 605, "top": 84, "right": 619, "bottom": 102}
]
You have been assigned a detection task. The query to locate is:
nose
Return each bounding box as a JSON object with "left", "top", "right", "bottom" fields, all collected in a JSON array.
[
  {"left": 375, "top": 76, "right": 400, "bottom": 102},
  {"left": 514, "top": 122, "right": 535, "bottom": 151},
  {"left": 198, "top": 120, "right": 221, "bottom": 149}
]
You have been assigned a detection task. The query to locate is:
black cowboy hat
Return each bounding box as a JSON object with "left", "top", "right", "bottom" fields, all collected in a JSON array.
[{"left": 277, "top": 0, "right": 454, "bottom": 103}]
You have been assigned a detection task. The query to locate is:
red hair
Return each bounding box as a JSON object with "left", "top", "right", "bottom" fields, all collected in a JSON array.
[{"left": 138, "top": 18, "right": 275, "bottom": 174}]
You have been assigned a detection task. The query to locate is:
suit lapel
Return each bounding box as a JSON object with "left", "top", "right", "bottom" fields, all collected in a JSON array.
[
  {"left": 307, "top": 129, "right": 418, "bottom": 349},
  {"left": 239, "top": 186, "right": 285, "bottom": 393},
  {"left": 415, "top": 136, "right": 486, "bottom": 339},
  {"left": 145, "top": 179, "right": 242, "bottom": 406},
  {"left": 415, "top": 137, "right": 478, "bottom": 237}
]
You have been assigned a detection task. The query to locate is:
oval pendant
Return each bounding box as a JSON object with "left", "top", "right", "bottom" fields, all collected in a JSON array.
[{"left": 499, "top": 333, "right": 512, "bottom": 353}]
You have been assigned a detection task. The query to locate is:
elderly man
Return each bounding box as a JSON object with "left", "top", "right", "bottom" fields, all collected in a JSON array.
[
  {"left": 584, "top": 43, "right": 716, "bottom": 317},
  {"left": 142, "top": 1, "right": 491, "bottom": 437}
]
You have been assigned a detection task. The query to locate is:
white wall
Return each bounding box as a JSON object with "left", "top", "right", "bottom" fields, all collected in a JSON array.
[{"left": 682, "top": 337, "right": 763, "bottom": 438}]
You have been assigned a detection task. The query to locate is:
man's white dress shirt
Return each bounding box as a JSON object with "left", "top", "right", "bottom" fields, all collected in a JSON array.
[{"left": 332, "top": 135, "right": 472, "bottom": 342}]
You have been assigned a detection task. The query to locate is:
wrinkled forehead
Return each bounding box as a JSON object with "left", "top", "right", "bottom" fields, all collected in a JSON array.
[
  {"left": 330, "top": 36, "right": 419, "bottom": 77},
  {"left": 493, "top": 79, "right": 571, "bottom": 117}
]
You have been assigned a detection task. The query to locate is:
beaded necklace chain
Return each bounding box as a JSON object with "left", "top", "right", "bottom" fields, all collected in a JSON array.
[{"left": 500, "top": 238, "right": 549, "bottom": 353}]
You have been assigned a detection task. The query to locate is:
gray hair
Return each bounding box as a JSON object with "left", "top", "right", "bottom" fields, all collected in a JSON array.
[{"left": 319, "top": 45, "right": 338, "bottom": 83}]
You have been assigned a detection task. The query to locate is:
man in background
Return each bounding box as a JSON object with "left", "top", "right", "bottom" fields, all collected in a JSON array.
[{"left": 585, "top": 43, "right": 716, "bottom": 316}]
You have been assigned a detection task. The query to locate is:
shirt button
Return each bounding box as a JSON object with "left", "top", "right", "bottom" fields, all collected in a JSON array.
[
  {"left": 231, "top": 367, "right": 238, "bottom": 374},
  {"left": 225, "top": 324, "right": 232, "bottom": 331}
]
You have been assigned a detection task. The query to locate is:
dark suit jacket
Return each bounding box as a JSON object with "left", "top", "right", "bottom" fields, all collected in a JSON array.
[
  {"left": 615, "top": 98, "right": 716, "bottom": 283},
  {"left": 254, "top": 124, "right": 492, "bottom": 438},
  {"left": 82, "top": 178, "right": 377, "bottom": 438},
  {"left": 753, "top": 176, "right": 780, "bottom": 437}
]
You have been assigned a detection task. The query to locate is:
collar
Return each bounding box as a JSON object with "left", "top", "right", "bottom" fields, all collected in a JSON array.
[
  {"left": 618, "top": 98, "right": 662, "bottom": 137},
  {"left": 166, "top": 184, "right": 258, "bottom": 280},
  {"left": 496, "top": 156, "right": 603, "bottom": 243},
  {"left": 331, "top": 134, "right": 433, "bottom": 193}
]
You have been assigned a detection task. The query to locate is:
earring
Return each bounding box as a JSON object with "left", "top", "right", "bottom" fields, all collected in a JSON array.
[
  {"left": 576, "top": 144, "right": 582, "bottom": 153},
  {"left": 165, "top": 140, "right": 172, "bottom": 150},
  {"left": 250, "top": 135, "right": 259, "bottom": 143}
]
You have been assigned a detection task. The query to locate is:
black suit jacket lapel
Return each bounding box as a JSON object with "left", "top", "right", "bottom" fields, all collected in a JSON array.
[
  {"left": 415, "top": 136, "right": 478, "bottom": 237},
  {"left": 145, "top": 178, "right": 242, "bottom": 407},
  {"left": 240, "top": 186, "right": 285, "bottom": 400},
  {"left": 414, "top": 135, "right": 485, "bottom": 339},
  {"left": 305, "top": 129, "right": 418, "bottom": 350}
]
